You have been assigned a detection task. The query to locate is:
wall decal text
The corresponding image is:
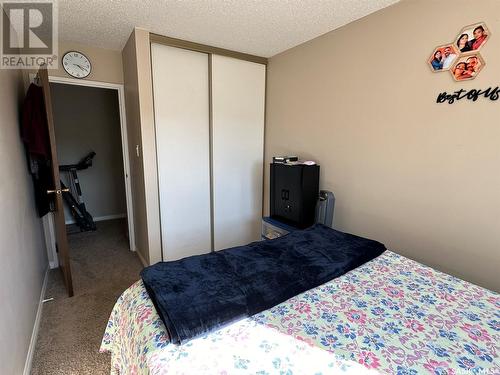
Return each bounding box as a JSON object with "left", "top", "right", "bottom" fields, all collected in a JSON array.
[{"left": 436, "top": 87, "right": 500, "bottom": 104}]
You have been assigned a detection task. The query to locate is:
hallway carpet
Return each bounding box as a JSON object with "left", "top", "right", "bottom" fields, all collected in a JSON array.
[{"left": 31, "top": 219, "right": 143, "bottom": 374}]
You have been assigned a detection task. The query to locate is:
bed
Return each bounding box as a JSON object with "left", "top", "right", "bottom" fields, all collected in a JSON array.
[{"left": 101, "top": 250, "right": 499, "bottom": 374}]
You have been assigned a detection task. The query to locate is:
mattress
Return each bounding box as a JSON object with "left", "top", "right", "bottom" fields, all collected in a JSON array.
[{"left": 100, "top": 251, "right": 499, "bottom": 374}]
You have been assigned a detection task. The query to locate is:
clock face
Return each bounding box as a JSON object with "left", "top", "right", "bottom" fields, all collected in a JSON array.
[{"left": 62, "top": 51, "right": 92, "bottom": 79}]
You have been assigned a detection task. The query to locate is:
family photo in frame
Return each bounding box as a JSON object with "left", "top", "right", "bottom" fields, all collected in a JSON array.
[
  {"left": 451, "top": 54, "right": 484, "bottom": 81},
  {"left": 455, "top": 23, "right": 489, "bottom": 53},
  {"left": 428, "top": 22, "right": 490, "bottom": 81},
  {"left": 429, "top": 45, "right": 458, "bottom": 71}
]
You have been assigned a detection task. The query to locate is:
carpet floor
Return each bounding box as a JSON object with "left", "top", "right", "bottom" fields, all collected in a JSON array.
[{"left": 31, "top": 219, "right": 143, "bottom": 374}]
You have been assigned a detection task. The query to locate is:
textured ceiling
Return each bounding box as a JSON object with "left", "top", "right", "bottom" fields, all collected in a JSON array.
[{"left": 58, "top": 0, "right": 400, "bottom": 57}]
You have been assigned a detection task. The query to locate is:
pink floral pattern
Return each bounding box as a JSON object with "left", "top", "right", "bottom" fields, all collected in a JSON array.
[{"left": 101, "top": 251, "right": 499, "bottom": 374}]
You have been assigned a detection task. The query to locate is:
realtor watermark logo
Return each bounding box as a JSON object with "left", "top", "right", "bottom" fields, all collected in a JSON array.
[{"left": 1, "top": 0, "right": 58, "bottom": 69}]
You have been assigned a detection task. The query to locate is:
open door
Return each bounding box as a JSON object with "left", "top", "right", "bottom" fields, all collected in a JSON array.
[{"left": 38, "top": 67, "right": 74, "bottom": 297}]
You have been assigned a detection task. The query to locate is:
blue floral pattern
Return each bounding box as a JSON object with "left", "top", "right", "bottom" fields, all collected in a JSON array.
[{"left": 101, "top": 251, "right": 499, "bottom": 374}]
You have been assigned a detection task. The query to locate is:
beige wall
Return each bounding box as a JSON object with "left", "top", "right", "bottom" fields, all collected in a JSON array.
[
  {"left": 51, "top": 83, "right": 127, "bottom": 220},
  {"left": 122, "top": 28, "right": 162, "bottom": 265},
  {"left": 265, "top": 0, "right": 500, "bottom": 291},
  {"left": 25, "top": 41, "right": 123, "bottom": 86},
  {"left": 0, "top": 68, "right": 48, "bottom": 373},
  {"left": 54, "top": 41, "right": 123, "bottom": 83}
]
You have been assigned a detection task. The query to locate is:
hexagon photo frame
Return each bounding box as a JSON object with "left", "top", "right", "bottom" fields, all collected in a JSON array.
[
  {"left": 428, "top": 21, "right": 490, "bottom": 81},
  {"left": 450, "top": 54, "right": 485, "bottom": 82},
  {"left": 455, "top": 22, "right": 490, "bottom": 54},
  {"left": 428, "top": 44, "right": 459, "bottom": 72}
]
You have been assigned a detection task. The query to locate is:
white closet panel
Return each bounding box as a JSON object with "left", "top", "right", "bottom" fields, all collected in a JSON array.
[
  {"left": 211, "top": 55, "right": 266, "bottom": 250},
  {"left": 151, "top": 43, "right": 211, "bottom": 261}
]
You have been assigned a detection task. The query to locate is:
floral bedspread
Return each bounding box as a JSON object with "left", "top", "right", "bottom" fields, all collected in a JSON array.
[{"left": 101, "top": 251, "right": 499, "bottom": 374}]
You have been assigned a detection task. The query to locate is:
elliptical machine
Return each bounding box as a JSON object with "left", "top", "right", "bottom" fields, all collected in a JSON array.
[{"left": 59, "top": 152, "right": 97, "bottom": 232}]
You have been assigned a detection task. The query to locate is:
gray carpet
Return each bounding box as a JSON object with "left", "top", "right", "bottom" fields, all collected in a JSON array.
[{"left": 31, "top": 219, "right": 143, "bottom": 374}]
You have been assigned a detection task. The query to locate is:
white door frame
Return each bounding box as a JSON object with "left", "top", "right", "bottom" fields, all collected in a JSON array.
[{"left": 37, "top": 74, "right": 136, "bottom": 256}]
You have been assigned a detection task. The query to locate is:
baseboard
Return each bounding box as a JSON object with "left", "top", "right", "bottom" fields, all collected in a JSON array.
[
  {"left": 94, "top": 214, "right": 127, "bottom": 222},
  {"left": 135, "top": 248, "right": 149, "bottom": 268},
  {"left": 23, "top": 267, "right": 49, "bottom": 375},
  {"left": 65, "top": 213, "right": 126, "bottom": 225}
]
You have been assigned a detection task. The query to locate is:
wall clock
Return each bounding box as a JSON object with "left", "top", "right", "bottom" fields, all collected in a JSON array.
[{"left": 62, "top": 51, "right": 92, "bottom": 79}]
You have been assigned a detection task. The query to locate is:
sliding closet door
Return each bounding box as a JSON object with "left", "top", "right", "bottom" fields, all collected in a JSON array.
[
  {"left": 211, "top": 55, "right": 266, "bottom": 250},
  {"left": 151, "top": 43, "right": 211, "bottom": 261}
]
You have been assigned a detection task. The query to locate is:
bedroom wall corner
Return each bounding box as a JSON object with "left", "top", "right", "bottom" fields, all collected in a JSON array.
[
  {"left": 0, "top": 60, "right": 49, "bottom": 374},
  {"left": 264, "top": 0, "right": 500, "bottom": 292},
  {"left": 121, "top": 27, "right": 162, "bottom": 266},
  {"left": 134, "top": 28, "right": 162, "bottom": 265}
]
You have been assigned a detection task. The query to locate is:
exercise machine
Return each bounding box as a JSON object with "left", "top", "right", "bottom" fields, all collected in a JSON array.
[{"left": 59, "top": 152, "right": 97, "bottom": 232}]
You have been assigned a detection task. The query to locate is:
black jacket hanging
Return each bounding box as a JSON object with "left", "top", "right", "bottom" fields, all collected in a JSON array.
[{"left": 21, "top": 83, "right": 54, "bottom": 217}]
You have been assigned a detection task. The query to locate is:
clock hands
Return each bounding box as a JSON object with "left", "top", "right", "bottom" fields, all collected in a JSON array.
[{"left": 74, "top": 63, "right": 87, "bottom": 72}]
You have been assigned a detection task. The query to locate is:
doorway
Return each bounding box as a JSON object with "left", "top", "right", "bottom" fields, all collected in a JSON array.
[
  {"left": 40, "top": 76, "right": 135, "bottom": 269},
  {"left": 29, "top": 72, "right": 145, "bottom": 372}
]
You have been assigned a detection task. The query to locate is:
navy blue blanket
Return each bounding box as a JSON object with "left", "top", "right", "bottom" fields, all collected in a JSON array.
[{"left": 141, "top": 224, "right": 386, "bottom": 344}]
